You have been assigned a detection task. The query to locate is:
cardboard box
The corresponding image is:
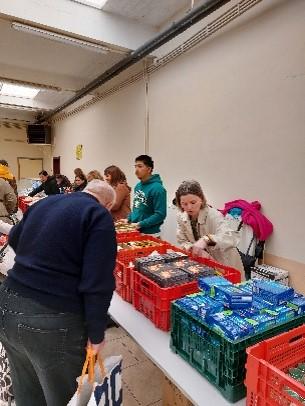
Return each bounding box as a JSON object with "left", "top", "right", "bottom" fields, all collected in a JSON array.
[{"left": 162, "top": 375, "right": 193, "bottom": 406}]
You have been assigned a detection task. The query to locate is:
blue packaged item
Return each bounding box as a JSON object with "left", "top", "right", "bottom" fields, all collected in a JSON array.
[
  {"left": 252, "top": 298, "right": 275, "bottom": 312},
  {"left": 175, "top": 297, "right": 199, "bottom": 317},
  {"left": 234, "top": 307, "right": 259, "bottom": 318},
  {"left": 208, "top": 311, "right": 251, "bottom": 340},
  {"left": 215, "top": 285, "right": 252, "bottom": 309},
  {"left": 286, "top": 296, "right": 305, "bottom": 316},
  {"left": 245, "top": 313, "right": 275, "bottom": 333},
  {"left": 252, "top": 279, "right": 294, "bottom": 305},
  {"left": 237, "top": 280, "right": 253, "bottom": 294},
  {"left": 177, "top": 293, "right": 223, "bottom": 321},
  {"left": 262, "top": 305, "right": 295, "bottom": 323},
  {"left": 198, "top": 276, "right": 232, "bottom": 297}
]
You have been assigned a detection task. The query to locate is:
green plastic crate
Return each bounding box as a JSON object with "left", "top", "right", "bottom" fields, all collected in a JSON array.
[{"left": 170, "top": 302, "right": 305, "bottom": 403}]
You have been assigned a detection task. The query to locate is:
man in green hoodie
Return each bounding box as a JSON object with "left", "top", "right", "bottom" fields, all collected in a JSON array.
[{"left": 127, "top": 155, "right": 167, "bottom": 236}]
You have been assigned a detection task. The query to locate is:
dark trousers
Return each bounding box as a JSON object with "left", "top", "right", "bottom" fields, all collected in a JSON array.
[{"left": 0, "top": 285, "right": 87, "bottom": 406}]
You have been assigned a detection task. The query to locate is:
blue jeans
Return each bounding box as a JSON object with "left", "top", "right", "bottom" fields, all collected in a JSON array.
[{"left": 0, "top": 285, "right": 87, "bottom": 406}]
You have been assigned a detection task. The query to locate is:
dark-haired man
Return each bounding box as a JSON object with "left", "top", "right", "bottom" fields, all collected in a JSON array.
[
  {"left": 29, "top": 170, "right": 60, "bottom": 197},
  {"left": 127, "top": 155, "right": 166, "bottom": 236}
]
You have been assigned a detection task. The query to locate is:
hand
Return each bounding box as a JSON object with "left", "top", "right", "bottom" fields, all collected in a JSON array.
[
  {"left": 117, "top": 219, "right": 128, "bottom": 224},
  {"left": 198, "top": 249, "right": 213, "bottom": 259},
  {"left": 87, "top": 339, "right": 105, "bottom": 355},
  {"left": 0, "top": 220, "right": 13, "bottom": 235},
  {"left": 131, "top": 222, "right": 140, "bottom": 230},
  {"left": 192, "top": 238, "right": 207, "bottom": 256}
]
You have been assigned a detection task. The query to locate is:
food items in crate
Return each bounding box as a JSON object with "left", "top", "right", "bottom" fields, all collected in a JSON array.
[
  {"left": 175, "top": 293, "right": 223, "bottom": 320},
  {"left": 115, "top": 222, "right": 138, "bottom": 233},
  {"left": 134, "top": 251, "right": 189, "bottom": 270},
  {"left": 215, "top": 285, "right": 252, "bottom": 309},
  {"left": 252, "top": 279, "right": 294, "bottom": 305},
  {"left": 172, "top": 259, "right": 215, "bottom": 280},
  {"left": 162, "top": 251, "right": 189, "bottom": 262},
  {"left": 251, "top": 264, "right": 289, "bottom": 286},
  {"left": 237, "top": 280, "right": 253, "bottom": 294},
  {"left": 244, "top": 313, "right": 275, "bottom": 333},
  {"left": 286, "top": 296, "right": 305, "bottom": 316},
  {"left": 198, "top": 276, "right": 232, "bottom": 296},
  {"left": 262, "top": 305, "right": 295, "bottom": 324},
  {"left": 288, "top": 364, "right": 305, "bottom": 387},
  {"left": 252, "top": 298, "right": 275, "bottom": 311},
  {"left": 134, "top": 255, "right": 166, "bottom": 270},
  {"left": 117, "top": 239, "right": 162, "bottom": 251},
  {"left": 140, "top": 263, "right": 189, "bottom": 287},
  {"left": 207, "top": 310, "right": 255, "bottom": 340}
]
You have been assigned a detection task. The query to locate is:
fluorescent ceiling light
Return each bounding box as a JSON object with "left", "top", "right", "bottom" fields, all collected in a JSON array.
[
  {"left": 0, "top": 83, "right": 39, "bottom": 99},
  {"left": 71, "top": 0, "right": 108, "bottom": 9},
  {"left": 11, "top": 22, "right": 109, "bottom": 54}
]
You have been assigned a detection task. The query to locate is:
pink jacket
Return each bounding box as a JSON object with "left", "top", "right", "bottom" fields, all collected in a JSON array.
[{"left": 221, "top": 199, "right": 273, "bottom": 241}]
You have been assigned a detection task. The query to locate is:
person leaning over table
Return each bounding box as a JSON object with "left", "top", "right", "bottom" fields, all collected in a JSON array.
[
  {"left": 0, "top": 179, "right": 117, "bottom": 406},
  {"left": 175, "top": 180, "right": 245, "bottom": 280},
  {"left": 28, "top": 170, "right": 60, "bottom": 197}
]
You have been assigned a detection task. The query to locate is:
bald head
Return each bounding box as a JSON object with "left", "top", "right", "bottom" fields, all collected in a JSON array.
[{"left": 83, "top": 179, "right": 116, "bottom": 210}]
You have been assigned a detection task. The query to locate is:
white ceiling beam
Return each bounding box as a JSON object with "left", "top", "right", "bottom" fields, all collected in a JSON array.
[{"left": 0, "top": 0, "right": 157, "bottom": 51}]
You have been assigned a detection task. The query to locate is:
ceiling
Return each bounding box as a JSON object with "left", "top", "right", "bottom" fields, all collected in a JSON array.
[
  {"left": 103, "top": 0, "right": 201, "bottom": 29},
  {"left": 0, "top": 0, "right": 205, "bottom": 123}
]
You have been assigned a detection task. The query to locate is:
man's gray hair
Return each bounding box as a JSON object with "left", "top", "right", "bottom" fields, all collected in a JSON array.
[{"left": 83, "top": 179, "right": 116, "bottom": 208}]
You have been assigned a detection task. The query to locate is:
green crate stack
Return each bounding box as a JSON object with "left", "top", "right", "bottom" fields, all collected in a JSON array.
[{"left": 170, "top": 302, "right": 305, "bottom": 403}]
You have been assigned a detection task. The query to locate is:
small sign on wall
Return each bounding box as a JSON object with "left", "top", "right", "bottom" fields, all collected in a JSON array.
[{"left": 75, "top": 144, "right": 83, "bottom": 160}]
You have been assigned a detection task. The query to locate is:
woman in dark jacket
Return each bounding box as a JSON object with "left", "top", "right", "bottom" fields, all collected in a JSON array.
[{"left": 73, "top": 173, "right": 87, "bottom": 192}]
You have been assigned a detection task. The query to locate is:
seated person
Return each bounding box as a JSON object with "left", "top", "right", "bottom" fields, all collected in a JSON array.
[
  {"left": 175, "top": 180, "right": 245, "bottom": 279},
  {"left": 55, "top": 174, "right": 72, "bottom": 193},
  {"left": 73, "top": 173, "right": 87, "bottom": 192},
  {"left": 87, "top": 170, "right": 103, "bottom": 182}
]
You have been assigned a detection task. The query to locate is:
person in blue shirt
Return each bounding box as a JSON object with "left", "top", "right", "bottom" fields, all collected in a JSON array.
[
  {"left": 0, "top": 180, "right": 117, "bottom": 406},
  {"left": 127, "top": 155, "right": 167, "bottom": 236}
]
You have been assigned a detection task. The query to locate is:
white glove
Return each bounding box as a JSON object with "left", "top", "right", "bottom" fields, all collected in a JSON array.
[{"left": 0, "top": 220, "right": 13, "bottom": 235}]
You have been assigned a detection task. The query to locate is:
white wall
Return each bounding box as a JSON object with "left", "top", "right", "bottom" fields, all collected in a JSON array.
[
  {"left": 53, "top": 81, "right": 146, "bottom": 183},
  {"left": 52, "top": 0, "right": 305, "bottom": 265},
  {"left": 0, "top": 126, "right": 52, "bottom": 177}
]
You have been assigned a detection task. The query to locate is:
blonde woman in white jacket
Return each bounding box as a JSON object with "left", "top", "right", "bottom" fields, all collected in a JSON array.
[{"left": 175, "top": 180, "right": 245, "bottom": 280}]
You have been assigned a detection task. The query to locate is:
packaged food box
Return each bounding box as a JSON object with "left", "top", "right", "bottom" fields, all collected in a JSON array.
[
  {"left": 252, "top": 279, "right": 294, "bottom": 305},
  {"left": 141, "top": 263, "right": 189, "bottom": 287},
  {"left": 215, "top": 285, "right": 253, "bottom": 309}
]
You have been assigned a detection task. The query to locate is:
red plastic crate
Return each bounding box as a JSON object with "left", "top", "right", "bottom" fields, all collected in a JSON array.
[
  {"left": 245, "top": 324, "right": 305, "bottom": 405},
  {"left": 191, "top": 255, "right": 241, "bottom": 284},
  {"left": 115, "top": 274, "right": 132, "bottom": 303},
  {"left": 116, "top": 243, "right": 188, "bottom": 288},
  {"left": 116, "top": 230, "right": 141, "bottom": 240},
  {"left": 18, "top": 196, "right": 30, "bottom": 213},
  {"left": 117, "top": 235, "right": 168, "bottom": 261},
  {"left": 133, "top": 290, "right": 171, "bottom": 331},
  {"left": 133, "top": 271, "right": 199, "bottom": 331},
  {"left": 133, "top": 270, "right": 199, "bottom": 311}
]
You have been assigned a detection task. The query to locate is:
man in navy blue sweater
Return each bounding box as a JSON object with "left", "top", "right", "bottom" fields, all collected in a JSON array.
[{"left": 0, "top": 180, "right": 117, "bottom": 406}]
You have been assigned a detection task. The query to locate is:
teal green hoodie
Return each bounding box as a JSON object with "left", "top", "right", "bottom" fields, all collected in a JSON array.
[{"left": 128, "top": 174, "right": 167, "bottom": 234}]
